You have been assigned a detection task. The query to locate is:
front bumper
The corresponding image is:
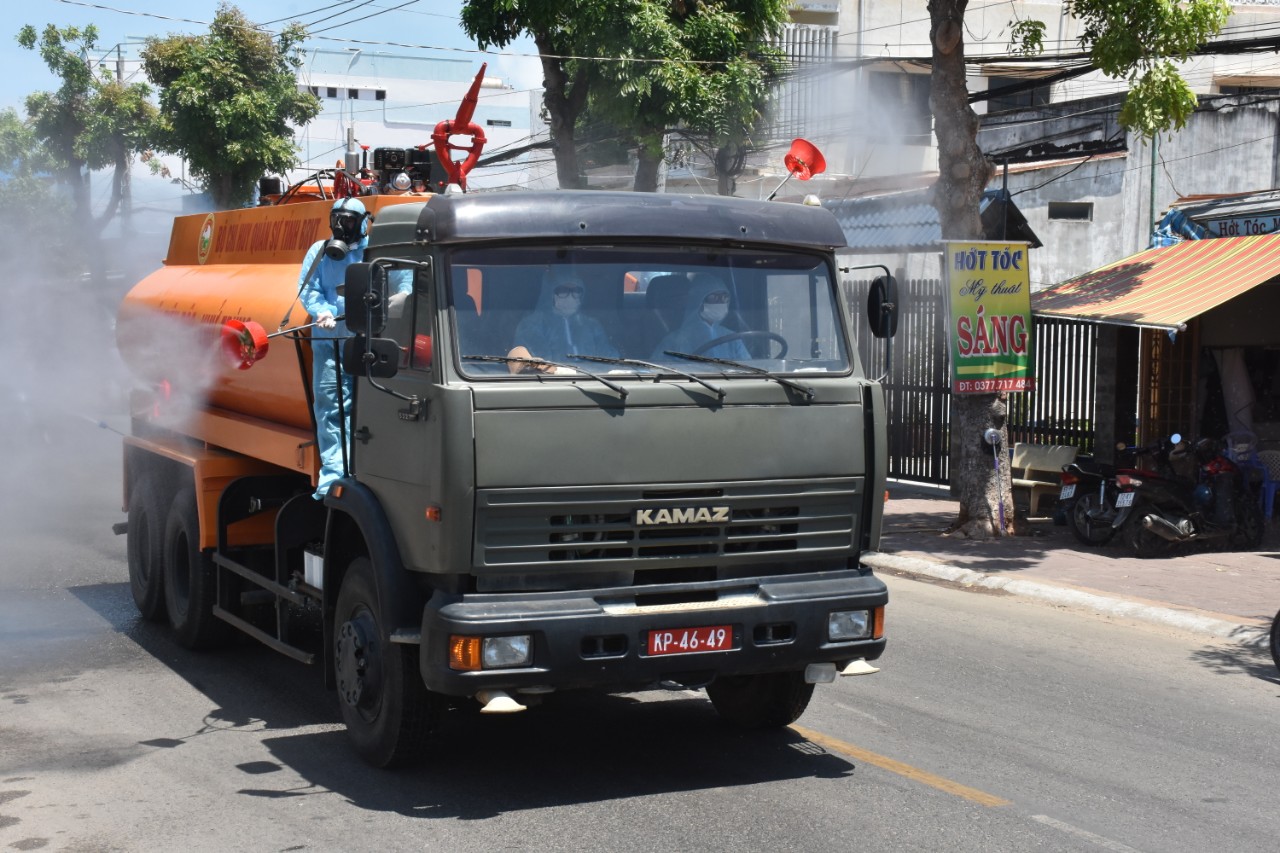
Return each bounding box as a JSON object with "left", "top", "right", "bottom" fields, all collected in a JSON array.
[{"left": 419, "top": 569, "right": 887, "bottom": 696}]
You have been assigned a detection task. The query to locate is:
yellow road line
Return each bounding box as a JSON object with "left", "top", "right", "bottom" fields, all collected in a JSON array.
[{"left": 790, "top": 724, "right": 1012, "bottom": 808}]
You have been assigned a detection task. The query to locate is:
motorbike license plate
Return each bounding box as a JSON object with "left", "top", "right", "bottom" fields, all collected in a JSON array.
[
  {"left": 647, "top": 625, "right": 733, "bottom": 656},
  {"left": 1115, "top": 492, "right": 1135, "bottom": 507},
  {"left": 1059, "top": 484, "right": 1076, "bottom": 499}
]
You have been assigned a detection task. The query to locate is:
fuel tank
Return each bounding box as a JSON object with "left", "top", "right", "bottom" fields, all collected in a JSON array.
[{"left": 117, "top": 195, "right": 423, "bottom": 430}]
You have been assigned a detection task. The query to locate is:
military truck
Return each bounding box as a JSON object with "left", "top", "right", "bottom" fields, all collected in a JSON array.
[{"left": 117, "top": 186, "right": 895, "bottom": 767}]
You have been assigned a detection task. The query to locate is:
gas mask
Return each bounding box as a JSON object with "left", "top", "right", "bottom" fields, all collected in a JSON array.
[{"left": 324, "top": 207, "right": 367, "bottom": 260}]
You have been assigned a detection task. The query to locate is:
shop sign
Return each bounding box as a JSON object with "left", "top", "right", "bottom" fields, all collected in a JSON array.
[
  {"left": 1203, "top": 214, "right": 1280, "bottom": 238},
  {"left": 944, "top": 240, "right": 1035, "bottom": 394}
]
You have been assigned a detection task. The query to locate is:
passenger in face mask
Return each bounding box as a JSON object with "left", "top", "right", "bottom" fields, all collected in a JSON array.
[
  {"left": 299, "top": 197, "right": 409, "bottom": 499},
  {"left": 510, "top": 271, "right": 618, "bottom": 367},
  {"left": 652, "top": 273, "right": 750, "bottom": 362}
]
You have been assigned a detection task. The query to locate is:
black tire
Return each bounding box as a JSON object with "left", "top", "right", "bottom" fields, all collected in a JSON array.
[
  {"left": 1269, "top": 610, "right": 1280, "bottom": 673},
  {"left": 1230, "top": 497, "right": 1265, "bottom": 550},
  {"left": 1070, "top": 493, "right": 1116, "bottom": 546},
  {"left": 126, "top": 475, "right": 166, "bottom": 621},
  {"left": 1122, "top": 512, "right": 1167, "bottom": 559},
  {"left": 334, "top": 556, "right": 436, "bottom": 768},
  {"left": 162, "top": 486, "right": 229, "bottom": 650},
  {"left": 705, "top": 671, "right": 814, "bottom": 729}
]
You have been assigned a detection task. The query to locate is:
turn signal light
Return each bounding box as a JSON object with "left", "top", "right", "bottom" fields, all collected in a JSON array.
[
  {"left": 872, "top": 606, "right": 885, "bottom": 640},
  {"left": 449, "top": 635, "right": 482, "bottom": 671},
  {"left": 425, "top": 505, "right": 442, "bottom": 522}
]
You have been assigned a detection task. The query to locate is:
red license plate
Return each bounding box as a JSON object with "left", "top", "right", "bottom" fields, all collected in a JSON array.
[{"left": 647, "top": 625, "right": 734, "bottom": 656}]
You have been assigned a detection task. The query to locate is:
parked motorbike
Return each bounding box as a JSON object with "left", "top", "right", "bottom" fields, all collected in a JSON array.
[
  {"left": 1113, "top": 434, "right": 1265, "bottom": 558},
  {"left": 1058, "top": 443, "right": 1151, "bottom": 546}
]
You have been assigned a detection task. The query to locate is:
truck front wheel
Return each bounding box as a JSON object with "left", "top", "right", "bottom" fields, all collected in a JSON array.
[
  {"left": 706, "top": 671, "right": 815, "bottom": 729},
  {"left": 334, "top": 557, "right": 436, "bottom": 768},
  {"left": 126, "top": 476, "right": 166, "bottom": 622}
]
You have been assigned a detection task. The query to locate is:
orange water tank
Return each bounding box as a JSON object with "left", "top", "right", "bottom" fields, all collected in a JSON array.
[{"left": 118, "top": 195, "right": 424, "bottom": 431}]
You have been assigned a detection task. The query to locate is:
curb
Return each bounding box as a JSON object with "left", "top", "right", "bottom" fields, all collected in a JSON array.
[{"left": 862, "top": 550, "right": 1270, "bottom": 645}]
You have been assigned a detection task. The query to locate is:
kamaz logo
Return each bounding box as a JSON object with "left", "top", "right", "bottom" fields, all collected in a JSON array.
[{"left": 634, "top": 506, "right": 731, "bottom": 526}]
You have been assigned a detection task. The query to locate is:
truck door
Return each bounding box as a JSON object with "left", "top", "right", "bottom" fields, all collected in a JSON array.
[{"left": 349, "top": 264, "right": 443, "bottom": 571}]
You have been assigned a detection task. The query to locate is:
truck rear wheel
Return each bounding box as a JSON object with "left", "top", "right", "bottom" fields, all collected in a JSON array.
[
  {"left": 126, "top": 476, "right": 166, "bottom": 622},
  {"left": 334, "top": 556, "right": 436, "bottom": 768},
  {"left": 163, "top": 486, "right": 228, "bottom": 650},
  {"left": 706, "top": 671, "right": 814, "bottom": 729}
]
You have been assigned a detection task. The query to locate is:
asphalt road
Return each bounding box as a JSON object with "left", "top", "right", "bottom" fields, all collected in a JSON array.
[{"left": 2, "top": 418, "right": 1278, "bottom": 852}]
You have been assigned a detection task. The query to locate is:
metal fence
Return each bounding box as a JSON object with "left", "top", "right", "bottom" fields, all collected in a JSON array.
[{"left": 846, "top": 275, "right": 1098, "bottom": 484}]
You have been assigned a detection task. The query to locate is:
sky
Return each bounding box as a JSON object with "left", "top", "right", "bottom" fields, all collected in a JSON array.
[{"left": 1, "top": 0, "right": 541, "bottom": 114}]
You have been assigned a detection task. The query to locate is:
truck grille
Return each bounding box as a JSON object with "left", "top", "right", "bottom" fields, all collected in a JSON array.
[{"left": 475, "top": 479, "right": 860, "bottom": 571}]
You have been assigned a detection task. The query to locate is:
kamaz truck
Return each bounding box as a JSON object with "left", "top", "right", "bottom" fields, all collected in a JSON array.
[{"left": 116, "top": 182, "right": 896, "bottom": 767}]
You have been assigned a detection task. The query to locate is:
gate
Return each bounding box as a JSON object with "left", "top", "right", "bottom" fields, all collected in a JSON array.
[{"left": 847, "top": 275, "right": 1098, "bottom": 484}]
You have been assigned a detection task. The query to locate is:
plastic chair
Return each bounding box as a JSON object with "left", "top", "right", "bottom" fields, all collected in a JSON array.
[{"left": 1256, "top": 450, "right": 1280, "bottom": 522}]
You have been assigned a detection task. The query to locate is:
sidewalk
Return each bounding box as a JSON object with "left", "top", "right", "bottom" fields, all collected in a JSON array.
[{"left": 866, "top": 481, "right": 1280, "bottom": 642}]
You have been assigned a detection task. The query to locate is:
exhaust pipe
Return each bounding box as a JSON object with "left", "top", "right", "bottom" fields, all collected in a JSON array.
[{"left": 1141, "top": 513, "right": 1194, "bottom": 542}]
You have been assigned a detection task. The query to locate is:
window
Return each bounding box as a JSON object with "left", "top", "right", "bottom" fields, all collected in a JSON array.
[
  {"left": 326, "top": 87, "right": 337, "bottom": 98},
  {"left": 446, "top": 246, "right": 852, "bottom": 379},
  {"left": 986, "top": 75, "right": 1051, "bottom": 112},
  {"left": 868, "top": 71, "right": 931, "bottom": 145},
  {"left": 487, "top": 119, "right": 512, "bottom": 127},
  {"left": 348, "top": 88, "right": 360, "bottom": 100},
  {"left": 1219, "top": 84, "right": 1273, "bottom": 96},
  {"left": 375, "top": 89, "right": 386, "bottom": 101},
  {"left": 1048, "top": 202, "right": 1093, "bottom": 221}
]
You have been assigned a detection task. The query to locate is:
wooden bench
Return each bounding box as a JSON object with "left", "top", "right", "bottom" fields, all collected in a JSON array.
[{"left": 1010, "top": 443, "right": 1079, "bottom": 517}]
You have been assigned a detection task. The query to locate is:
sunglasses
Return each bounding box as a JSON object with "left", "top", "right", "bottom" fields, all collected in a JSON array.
[
  {"left": 554, "top": 286, "right": 584, "bottom": 298},
  {"left": 704, "top": 291, "right": 731, "bottom": 304}
]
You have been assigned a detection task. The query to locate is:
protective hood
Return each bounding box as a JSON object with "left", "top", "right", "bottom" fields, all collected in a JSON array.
[{"left": 681, "top": 273, "right": 732, "bottom": 323}]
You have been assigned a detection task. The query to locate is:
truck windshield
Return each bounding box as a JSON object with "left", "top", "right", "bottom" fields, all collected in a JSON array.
[{"left": 447, "top": 245, "right": 852, "bottom": 379}]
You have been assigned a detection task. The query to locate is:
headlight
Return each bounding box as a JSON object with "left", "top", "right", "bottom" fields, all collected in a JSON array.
[
  {"left": 828, "top": 610, "right": 871, "bottom": 641},
  {"left": 483, "top": 635, "right": 532, "bottom": 669},
  {"left": 450, "top": 634, "right": 533, "bottom": 670}
]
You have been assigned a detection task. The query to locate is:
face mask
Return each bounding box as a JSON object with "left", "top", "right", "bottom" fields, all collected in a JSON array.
[{"left": 700, "top": 302, "right": 729, "bottom": 324}]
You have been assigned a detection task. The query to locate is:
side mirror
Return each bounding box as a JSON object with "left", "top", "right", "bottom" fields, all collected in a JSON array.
[
  {"left": 867, "top": 275, "right": 898, "bottom": 339},
  {"left": 342, "top": 337, "right": 400, "bottom": 379},
  {"left": 345, "top": 262, "right": 387, "bottom": 336}
]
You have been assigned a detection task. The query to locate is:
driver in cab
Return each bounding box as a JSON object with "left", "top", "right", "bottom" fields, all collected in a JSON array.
[{"left": 652, "top": 273, "right": 750, "bottom": 361}]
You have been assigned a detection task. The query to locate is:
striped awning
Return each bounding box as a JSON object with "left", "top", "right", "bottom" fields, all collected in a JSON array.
[{"left": 1032, "top": 233, "right": 1280, "bottom": 331}]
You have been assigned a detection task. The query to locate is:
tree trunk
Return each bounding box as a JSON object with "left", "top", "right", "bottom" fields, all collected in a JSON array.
[
  {"left": 715, "top": 142, "right": 745, "bottom": 196},
  {"left": 535, "top": 33, "right": 587, "bottom": 189},
  {"left": 633, "top": 141, "right": 662, "bottom": 193},
  {"left": 928, "top": 0, "right": 1018, "bottom": 538}
]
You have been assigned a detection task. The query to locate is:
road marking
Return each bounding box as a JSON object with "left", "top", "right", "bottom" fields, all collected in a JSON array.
[
  {"left": 1031, "top": 814, "right": 1144, "bottom": 852},
  {"left": 790, "top": 724, "right": 1011, "bottom": 808}
]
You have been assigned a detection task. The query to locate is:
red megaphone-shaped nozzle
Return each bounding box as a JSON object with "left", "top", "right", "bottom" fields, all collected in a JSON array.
[{"left": 784, "top": 138, "right": 826, "bottom": 181}]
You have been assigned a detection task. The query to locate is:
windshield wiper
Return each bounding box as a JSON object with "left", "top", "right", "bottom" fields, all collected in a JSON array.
[
  {"left": 461, "top": 354, "right": 628, "bottom": 399},
  {"left": 663, "top": 351, "right": 814, "bottom": 400},
  {"left": 569, "top": 354, "right": 725, "bottom": 400}
]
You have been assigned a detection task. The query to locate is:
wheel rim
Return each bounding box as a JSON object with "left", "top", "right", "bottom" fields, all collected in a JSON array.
[{"left": 336, "top": 607, "right": 383, "bottom": 722}]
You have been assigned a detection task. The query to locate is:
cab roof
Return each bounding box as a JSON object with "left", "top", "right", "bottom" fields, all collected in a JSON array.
[{"left": 372, "top": 190, "right": 848, "bottom": 251}]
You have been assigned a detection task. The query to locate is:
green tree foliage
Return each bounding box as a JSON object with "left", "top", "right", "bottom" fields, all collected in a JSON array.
[
  {"left": 461, "top": 1, "right": 786, "bottom": 193},
  {"left": 932, "top": 0, "right": 1229, "bottom": 539},
  {"left": 16, "top": 22, "right": 156, "bottom": 237},
  {"left": 591, "top": 0, "right": 787, "bottom": 193},
  {"left": 461, "top": 0, "right": 599, "bottom": 189},
  {"left": 0, "top": 107, "right": 80, "bottom": 276},
  {"left": 140, "top": 3, "right": 320, "bottom": 209},
  {"left": 1018, "top": 0, "right": 1230, "bottom": 137}
]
